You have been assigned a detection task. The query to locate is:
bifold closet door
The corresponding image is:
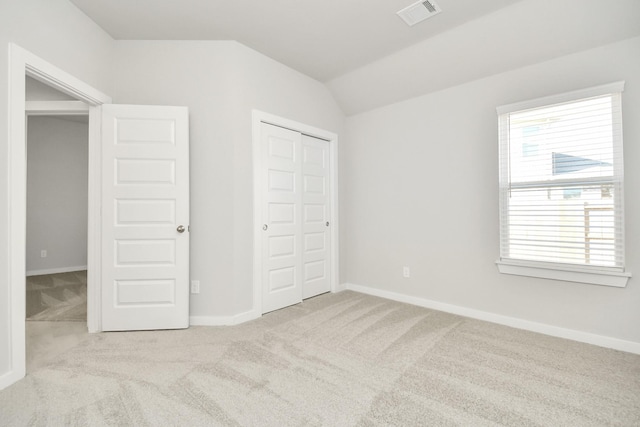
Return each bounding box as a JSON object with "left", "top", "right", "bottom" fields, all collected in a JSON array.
[{"left": 261, "top": 123, "right": 331, "bottom": 314}]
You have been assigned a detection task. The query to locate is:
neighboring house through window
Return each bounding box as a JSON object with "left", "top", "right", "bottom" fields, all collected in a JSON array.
[{"left": 496, "top": 82, "right": 631, "bottom": 287}]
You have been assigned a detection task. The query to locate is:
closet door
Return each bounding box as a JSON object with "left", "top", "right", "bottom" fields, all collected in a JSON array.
[
  {"left": 261, "top": 124, "right": 331, "bottom": 313},
  {"left": 261, "top": 124, "right": 303, "bottom": 313},
  {"left": 301, "top": 135, "right": 331, "bottom": 299}
]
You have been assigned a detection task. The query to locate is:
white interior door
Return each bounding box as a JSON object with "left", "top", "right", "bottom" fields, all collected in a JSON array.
[
  {"left": 101, "top": 104, "right": 189, "bottom": 331},
  {"left": 261, "top": 123, "right": 331, "bottom": 313}
]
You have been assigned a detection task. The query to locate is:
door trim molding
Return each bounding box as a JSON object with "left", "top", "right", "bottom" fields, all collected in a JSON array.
[
  {"left": 25, "top": 100, "right": 90, "bottom": 115},
  {"left": 3, "top": 43, "right": 111, "bottom": 390},
  {"left": 251, "top": 110, "right": 340, "bottom": 317}
]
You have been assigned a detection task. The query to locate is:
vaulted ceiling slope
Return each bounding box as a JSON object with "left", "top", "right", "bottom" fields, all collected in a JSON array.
[
  {"left": 69, "top": 0, "right": 519, "bottom": 82},
  {"left": 70, "top": 0, "right": 640, "bottom": 115},
  {"left": 328, "top": 0, "right": 640, "bottom": 114}
]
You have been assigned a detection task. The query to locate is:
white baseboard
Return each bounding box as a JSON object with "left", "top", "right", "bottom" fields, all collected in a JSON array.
[
  {"left": 190, "top": 285, "right": 349, "bottom": 327},
  {"left": 334, "top": 283, "right": 348, "bottom": 293},
  {"left": 0, "top": 369, "right": 22, "bottom": 391},
  {"left": 190, "top": 308, "right": 260, "bottom": 326},
  {"left": 26, "top": 265, "right": 87, "bottom": 277},
  {"left": 345, "top": 283, "right": 640, "bottom": 355}
]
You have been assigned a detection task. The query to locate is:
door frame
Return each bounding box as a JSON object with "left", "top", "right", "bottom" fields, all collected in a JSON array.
[
  {"left": 251, "top": 110, "right": 340, "bottom": 316},
  {"left": 4, "top": 43, "right": 111, "bottom": 388}
]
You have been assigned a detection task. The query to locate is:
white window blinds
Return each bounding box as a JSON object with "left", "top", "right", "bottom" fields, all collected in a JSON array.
[{"left": 498, "top": 82, "right": 625, "bottom": 271}]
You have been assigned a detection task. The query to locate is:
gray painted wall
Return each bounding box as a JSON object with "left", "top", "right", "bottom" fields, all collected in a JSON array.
[
  {"left": 111, "top": 40, "right": 345, "bottom": 319},
  {"left": 343, "top": 36, "right": 640, "bottom": 343},
  {"left": 26, "top": 116, "right": 88, "bottom": 274}
]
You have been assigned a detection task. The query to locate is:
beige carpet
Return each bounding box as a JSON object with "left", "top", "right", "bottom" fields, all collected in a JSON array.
[
  {"left": 26, "top": 270, "right": 87, "bottom": 321},
  {"left": 2, "top": 291, "right": 639, "bottom": 426}
]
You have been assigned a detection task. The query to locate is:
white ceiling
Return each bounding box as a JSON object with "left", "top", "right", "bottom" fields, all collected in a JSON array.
[
  {"left": 68, "top": 0, "right": 520, "bottom": 82},
  {"left": 67, "top": 0, "right": 640, "bottom": 115},
  {"left": 329, "top": 0, "right": 640, "bottom": 114}
]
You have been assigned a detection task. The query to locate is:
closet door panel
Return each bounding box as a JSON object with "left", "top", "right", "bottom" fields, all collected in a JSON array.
[
  {"left": 261, "top": 124, "right": 303, "bottom": 313},
  {"left": 301, "top": 135, "right": 331, "bottom": 299}
]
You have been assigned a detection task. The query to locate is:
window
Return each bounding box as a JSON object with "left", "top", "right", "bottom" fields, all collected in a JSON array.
[{"left": 496, "top": 82, "right": 630, "bottom": 287}]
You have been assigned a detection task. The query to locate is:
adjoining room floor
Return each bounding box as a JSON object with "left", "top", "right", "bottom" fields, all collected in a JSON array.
[
  {"left": 25, "top": 270, "right": 89, "bottom": 372},
  {"left": 26, "top": 270, "right": 87, "bottom": 322}
]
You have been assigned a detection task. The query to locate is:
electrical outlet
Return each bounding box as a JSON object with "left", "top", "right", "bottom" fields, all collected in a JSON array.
[
  {"left": 40, "top": 250, "right": 47, "bottom": 258},
  {"left": 190, "top": 280, "right": 200, "bottom": 294},
  {"left": 403, "top": 266, "right": 410, "bottom": 278}
]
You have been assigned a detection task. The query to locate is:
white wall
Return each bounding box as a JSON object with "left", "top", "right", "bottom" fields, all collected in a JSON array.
[
  {"left": 26, "top": 116, "right": 88, "bottom": 274},
  {"left": 111, "top": 41, "right": 344, "bottom": 319},
  {"left": 343, "top": 36, "right": 640, "bottom": 344},
  {"left": 0, "top": 0, "right": 113, "bottom": 381}
]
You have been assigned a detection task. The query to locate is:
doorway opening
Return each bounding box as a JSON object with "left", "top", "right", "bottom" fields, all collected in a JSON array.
[
  {"left": 3, "top": 43, "right": 111, "bottom": 389},
  {"left": 25, "top": 78, "right": 91, "bottom": 371}
]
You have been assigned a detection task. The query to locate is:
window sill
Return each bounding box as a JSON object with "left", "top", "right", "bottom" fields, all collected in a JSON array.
[{"left": 496, "top": 260, "right": 631, "bottom": 288}]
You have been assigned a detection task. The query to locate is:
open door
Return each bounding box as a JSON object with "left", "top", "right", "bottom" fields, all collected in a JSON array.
[{"left": 101, "top": 105, "right": 189, "bottom": 331}]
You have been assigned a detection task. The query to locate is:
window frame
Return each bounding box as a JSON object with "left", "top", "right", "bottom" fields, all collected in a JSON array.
[{"left": 495, "top": 82, "right": 631, "bottom": 287}]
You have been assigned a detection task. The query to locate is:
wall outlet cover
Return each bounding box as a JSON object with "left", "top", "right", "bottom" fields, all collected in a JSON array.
[
  {"left": 403, "top": 266, "right": 410, "bottom": 278},
  {"left": 190, "top": 280, "right": 200, "bottom": 294}
]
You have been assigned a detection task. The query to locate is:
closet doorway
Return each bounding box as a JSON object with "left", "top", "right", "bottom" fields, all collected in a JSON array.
[{"left": 253, "top": 111, "right": 339, "bottom": 315}]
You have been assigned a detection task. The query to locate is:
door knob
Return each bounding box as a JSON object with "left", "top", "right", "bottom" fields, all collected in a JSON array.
[
  {"left": 177, "top": 225, "right": 186, "bottom": 233},
  {"left": 263, "top": 224, "right": 268, "bottom": 231}
]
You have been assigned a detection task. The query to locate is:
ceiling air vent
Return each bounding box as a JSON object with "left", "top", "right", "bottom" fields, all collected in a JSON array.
[{"left": 397, "top": 0, "right": 442, "bottom": 26}]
